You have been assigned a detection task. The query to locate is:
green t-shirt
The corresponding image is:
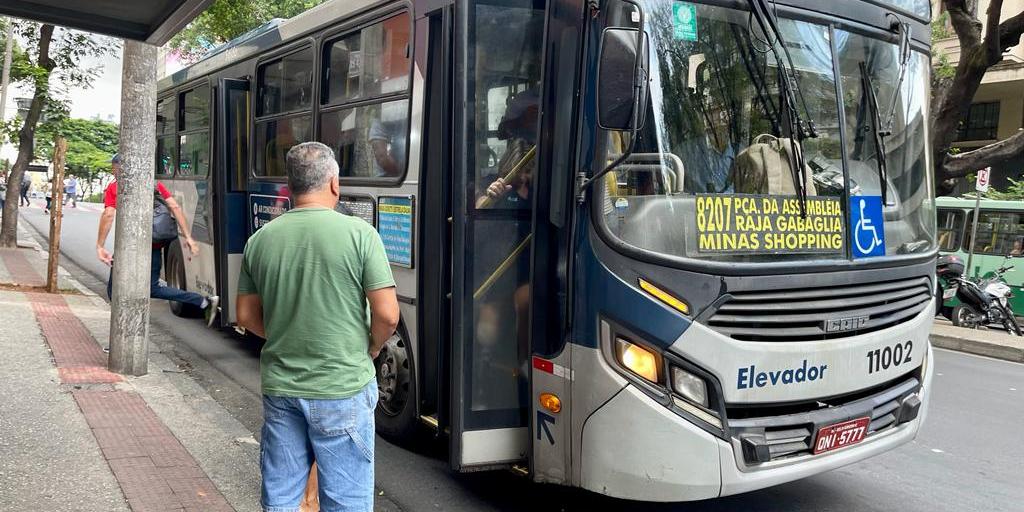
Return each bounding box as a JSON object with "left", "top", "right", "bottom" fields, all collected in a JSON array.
[{"left": 237, "top": 206, "right": 395, "bottom": 398}]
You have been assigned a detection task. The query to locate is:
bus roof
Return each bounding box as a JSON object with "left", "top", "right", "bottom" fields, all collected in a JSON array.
[
  {"left": 936, "top": 196, "right": 1024, "bottom": 210},
  {"left": 158, "top": 0, "right": 384, "bottom": 91}
]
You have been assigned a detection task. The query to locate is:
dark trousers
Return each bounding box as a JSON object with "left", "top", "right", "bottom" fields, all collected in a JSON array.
[{"left": 106, "top": 247, "right": 205, "bottom": 308}]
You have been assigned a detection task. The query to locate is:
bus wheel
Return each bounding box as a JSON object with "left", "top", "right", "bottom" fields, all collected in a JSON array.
[
  {"left": 375, "top": 328, "right": 419, "bottom": 442},
  {"left": 165, "top": 241, "right": 202, "bottom": 318}
]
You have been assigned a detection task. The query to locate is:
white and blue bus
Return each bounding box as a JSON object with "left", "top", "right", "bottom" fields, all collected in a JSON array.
[{"left": 156, "top": 0, "right": 935, "bottom": 501}]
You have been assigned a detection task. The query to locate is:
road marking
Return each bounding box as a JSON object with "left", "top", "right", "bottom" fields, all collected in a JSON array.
[{"left": 930, "top": 448, "right": 945, "bottom": 454}]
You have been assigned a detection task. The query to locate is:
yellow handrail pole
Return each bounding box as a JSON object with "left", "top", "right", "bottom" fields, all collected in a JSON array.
[
  {"left": 475, "top": 145, "right": 537, "bottom": 209},
  {"left": 473, "top": 234, "right": 533, "bottom": 300}
]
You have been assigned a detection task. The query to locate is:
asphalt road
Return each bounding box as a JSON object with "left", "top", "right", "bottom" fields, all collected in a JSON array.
[{"left": 19, "top": 202, "right": 1024, "bottom": 512}]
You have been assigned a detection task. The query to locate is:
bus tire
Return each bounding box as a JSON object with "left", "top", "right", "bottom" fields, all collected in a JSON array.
[
  {"left": 374, "top": 324, "right": 420, "bottom": 443},
  {"left": 165, "top": 241, "right": 202, "bottom": 318}
]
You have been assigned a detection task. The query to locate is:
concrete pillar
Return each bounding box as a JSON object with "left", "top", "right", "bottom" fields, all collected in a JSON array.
[{"left": 108, "top": 40, "right": 157, "bottom": 376}]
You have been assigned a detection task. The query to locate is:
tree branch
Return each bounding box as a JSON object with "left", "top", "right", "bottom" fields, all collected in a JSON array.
[
  {"left": 997, "top": 10, "right": 1024, "bottom": 52},
  {"left": 946, "top": 0, "right": 983, "bottom": 50},
  {"left": 943, "top": 130, "right": 1024, "bottom": 179},
  {"left": 983, "top": 0, "right": 1005, "bottom": 60}
]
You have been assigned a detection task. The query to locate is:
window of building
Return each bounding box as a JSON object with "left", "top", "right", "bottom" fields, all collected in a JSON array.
[
  {"left": 319, "top": 12, "right": 411, "bottom": 180},
  {"left": 937, "top": 208, "right": 964, "bottom": 251},
  {"left": 966, "top": 210, "right": 1024, "bottom": 255},
  {"left": 256, "top": 47, "right": 315, "bottom": 177},
  {"left": 956, "top": 102, "right": 1000, "bottom": 141}
]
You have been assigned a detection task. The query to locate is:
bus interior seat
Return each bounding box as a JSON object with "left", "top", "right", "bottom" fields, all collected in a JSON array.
[{"left": 730, "top": 134, "right": 817, "bottom": 196}]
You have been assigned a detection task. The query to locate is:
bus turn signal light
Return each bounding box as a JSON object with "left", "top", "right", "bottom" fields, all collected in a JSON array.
[
  {"left": 539, "top": 393, "right": 561, "bottom": 413},
  {"left": 638, "top": 278, "right": 689, "bottom": 315},
  {"left": 615, "top": 338, "right": 660, "bottom": 383}
]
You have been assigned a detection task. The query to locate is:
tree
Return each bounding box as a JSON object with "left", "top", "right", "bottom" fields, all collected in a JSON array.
[
  {"left": 0, "top": 21, "right": 116, "bottom": 247},
  {"left": 169, "top": 0, "right": 325, "bottom": 63},
  {"left": 932, "top": 0, "right": 1024, "bottom": 194}
]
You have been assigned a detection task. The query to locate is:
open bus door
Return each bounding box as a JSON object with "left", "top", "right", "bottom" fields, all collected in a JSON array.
[
  {"left": 447, "top": 0, "right": 547, "bottom": 471},
  {"left": 213, "top": 77, "right": 251, "bottom": 326}
]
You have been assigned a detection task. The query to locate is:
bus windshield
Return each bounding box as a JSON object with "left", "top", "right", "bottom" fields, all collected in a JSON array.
[{"left": 598, "top": 1, "right": 935, "bottom": 264}]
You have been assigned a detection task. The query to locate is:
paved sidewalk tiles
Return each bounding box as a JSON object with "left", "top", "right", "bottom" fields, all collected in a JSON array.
[{"left": 1, "top": 245, "right": 238, "bottom": 512}]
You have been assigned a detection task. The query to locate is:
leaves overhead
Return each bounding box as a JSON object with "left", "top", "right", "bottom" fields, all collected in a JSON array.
[{"left": 168, "top": 0, "right": 326, "bottom": 63}]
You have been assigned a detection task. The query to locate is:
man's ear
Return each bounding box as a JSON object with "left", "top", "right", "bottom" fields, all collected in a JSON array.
[{"left": 330, "top": 175, "right": 340, "bottom": 197}]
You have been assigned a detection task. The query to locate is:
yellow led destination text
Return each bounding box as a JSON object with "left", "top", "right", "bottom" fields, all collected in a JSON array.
[{"left": 695, "top": 195, "right": 844, "bottom": 253}]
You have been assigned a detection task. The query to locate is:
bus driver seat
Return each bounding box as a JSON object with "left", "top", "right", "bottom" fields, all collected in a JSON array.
[{"left": 730, "top": 134, "right": 817, "bottom": 196}]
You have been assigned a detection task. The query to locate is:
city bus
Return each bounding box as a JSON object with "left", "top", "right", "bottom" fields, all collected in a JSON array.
[
  {"left": 937, "top": 196, "right": 1024, "bottom": 315},
  {"left": 155, "top": 0, "right": 936, "bottom": 501}
]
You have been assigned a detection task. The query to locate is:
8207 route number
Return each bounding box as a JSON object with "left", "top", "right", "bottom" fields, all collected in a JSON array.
[{"left": 866, "top": 341, "right": 912, "bottom": 374}]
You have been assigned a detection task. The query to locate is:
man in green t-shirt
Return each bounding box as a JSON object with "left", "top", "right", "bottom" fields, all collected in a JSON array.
[{"left": 236, "top": 141, "right": 399, "bottom": 512}]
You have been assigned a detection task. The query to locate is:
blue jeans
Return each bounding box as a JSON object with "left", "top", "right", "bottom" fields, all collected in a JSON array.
[
  {"left": 106, "top": 247, "right": 205, "bottom": 308},
  {"left": 261, "top": 381, "right": 378, "bottom": 512}
]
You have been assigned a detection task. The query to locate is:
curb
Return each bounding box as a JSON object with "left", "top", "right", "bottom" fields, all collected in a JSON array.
[{"left": 930, "top": 332, "right": 1024, "bottom": 363}]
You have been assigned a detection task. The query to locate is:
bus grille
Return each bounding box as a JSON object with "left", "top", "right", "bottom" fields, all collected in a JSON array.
[
  {"left": 707, "top": 276, "right": 932, "bottom": 341},
  {"left": 729, "top": 376, "right": 920, "bottom": 464}
]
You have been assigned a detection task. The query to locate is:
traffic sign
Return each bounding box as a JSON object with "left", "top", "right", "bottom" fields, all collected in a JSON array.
[{"left": 976, "top": 167, "right": 991, "bottom": 193}]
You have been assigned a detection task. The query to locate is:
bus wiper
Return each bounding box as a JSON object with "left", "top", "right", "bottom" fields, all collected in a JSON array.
[
  {"left": 881, "top": 16, "right": 911, "bottom": 136},
  {"left": 748, "top": 0, "right": 817, "bottom": 216},
  {"left": 859, "top": 61, "right": 889, "bottom": 205}
]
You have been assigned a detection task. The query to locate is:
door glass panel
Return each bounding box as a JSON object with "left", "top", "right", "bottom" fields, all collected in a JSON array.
[
  {"left": 460, "top": 0, "right": 545, "bottom": 429},
  {"left": 226, "top": 86, "right": 250, "bottom": 191}
]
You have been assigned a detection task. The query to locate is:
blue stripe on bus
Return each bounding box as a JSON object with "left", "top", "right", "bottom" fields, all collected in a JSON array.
[{"left": 573, "top": 228, "right": 690, "bottom": 350}]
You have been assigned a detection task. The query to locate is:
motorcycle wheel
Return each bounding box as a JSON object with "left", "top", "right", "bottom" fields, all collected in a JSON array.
[
  {"left": 951, "top": 305, "right": 978, "bottom": 328},
  {"left": 1001, "top": 305, "right": 1023, "bottom": 336}
]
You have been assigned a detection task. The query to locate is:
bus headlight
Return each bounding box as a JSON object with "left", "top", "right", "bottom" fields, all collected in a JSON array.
[
  {"left": 671, "top": 366, "right": 708, "bottom": 407},
  {"left": 615, "top": 338, "right": 661, "bottom": 383}
]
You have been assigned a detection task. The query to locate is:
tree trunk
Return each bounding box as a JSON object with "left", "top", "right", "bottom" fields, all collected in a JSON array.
[
  {"left": 108, "top": 40, "right": 157, "bottom": 376},
  {"left": 0, "top": 24, "right": 55, "bottom": 248}
]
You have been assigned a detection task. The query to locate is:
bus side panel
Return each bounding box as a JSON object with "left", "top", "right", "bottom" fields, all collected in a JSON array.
[{"left": 165, "top": 179, "right": 218, "bottom": 297}]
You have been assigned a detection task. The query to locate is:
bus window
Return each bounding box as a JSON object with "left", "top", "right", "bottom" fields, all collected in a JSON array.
[
  {"left": 156, "top": 97, "right": 176, "bottom": 177},
  {"left": 320, "top": 12, "right": 411, "bottom": 181},
  {"left": 937, "top": 208, "right": 964, "bottom": 251},
  {"left": 178, "top": 85, "right": 210, "bottom": 177},
  {"left": 257, "top": 48, "right": 314, "bottom": 177},
  {"left": 967, "top": 210, "right": 1024, "bottom": 255}
]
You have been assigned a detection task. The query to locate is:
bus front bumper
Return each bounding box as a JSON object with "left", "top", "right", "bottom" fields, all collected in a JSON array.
[{"left": 578, "top": 343, "right": 933, "bottom": 502}]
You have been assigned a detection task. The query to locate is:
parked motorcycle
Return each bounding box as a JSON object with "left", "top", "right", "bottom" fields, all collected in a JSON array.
[
  {"left": 942, "top": 255, "right": 1023, "bottom": 336},
  {"left": 935, "top": 254, "right": 962, "bottom": 320}
]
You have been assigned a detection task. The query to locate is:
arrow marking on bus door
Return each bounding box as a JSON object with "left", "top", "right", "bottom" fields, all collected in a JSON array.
[{"left": 537, "top": 411, "right": 555, "bottom": 445}]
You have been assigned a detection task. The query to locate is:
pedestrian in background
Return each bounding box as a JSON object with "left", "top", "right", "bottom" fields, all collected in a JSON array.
[
  {"left": 63, "top": 176, "right": 78, "bottom": 207},
  {"left": 44, "top": 177, "right": 52, "bottom": 214},
  {"left": 19, "top": 172, "right": 30, "bottom": 207},
  {"left": 236, "top": 142, "right": 399, "bottom": 512},
  {"left": 96, "top": 153, "right": 219, "bottom": 326}
]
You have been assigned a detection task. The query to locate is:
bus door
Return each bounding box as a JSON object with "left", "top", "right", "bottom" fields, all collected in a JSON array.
[
  {"left": 214, "top": 77, "right": 251, "bottom": 325},
  {"left": 449, "top": 0, "right": 546, "bottom": 470}
]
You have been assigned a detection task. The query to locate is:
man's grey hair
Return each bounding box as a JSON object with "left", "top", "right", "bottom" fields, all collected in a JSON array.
[{"left": 286, "top": 142, "right": 339, "bottom": 196}]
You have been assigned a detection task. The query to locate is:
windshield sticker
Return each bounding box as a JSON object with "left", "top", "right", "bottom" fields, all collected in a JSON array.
[
  {"left": 672, "top": 3, "right": 698, "bottom": 41},
  {"left": 695, "top": 194, "right": 844, "bottom": 254},
  {"left": 849, "top": 195, "right": 885, "bottom": 258}
]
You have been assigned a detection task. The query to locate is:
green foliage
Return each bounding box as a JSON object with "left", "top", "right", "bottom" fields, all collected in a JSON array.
[
  {"left": 169, "top": 0, "right": 325, "bottom": 63},
  {"left": 45, "top": 118, "right": 119, "bottom": 182},
  {"left": 984, "top": 179, "right": 1024, "bottom": 200},
  {"left": 931, "top": 12, "right": 952, "bottom": 40}
]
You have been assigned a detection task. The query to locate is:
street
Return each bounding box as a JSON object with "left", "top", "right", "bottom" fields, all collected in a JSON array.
[{"left": 18, "top": 203, "right": 1024, "bottom": 512}]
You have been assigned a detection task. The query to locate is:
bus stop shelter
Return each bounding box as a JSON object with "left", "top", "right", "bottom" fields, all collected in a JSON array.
[
  {"left": 0, "top": 0, "right": 210, "bottom": 44},
  {"left": 0, "top": 0, "right": 212, "bottom": 376}
]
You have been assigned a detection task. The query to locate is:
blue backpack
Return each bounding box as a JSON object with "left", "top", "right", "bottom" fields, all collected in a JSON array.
[{"left": 153, "top": 191, "right": 178, "bottom": 243}]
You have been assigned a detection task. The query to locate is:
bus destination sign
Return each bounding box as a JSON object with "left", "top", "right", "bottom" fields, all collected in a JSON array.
[{"left": 696, "top": 194, "right": 844, "bottom": 254}]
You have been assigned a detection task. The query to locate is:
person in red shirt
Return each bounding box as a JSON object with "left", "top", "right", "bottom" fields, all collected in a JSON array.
[{"left": 96, "top": 154, "right": 219, "bottom": 326}]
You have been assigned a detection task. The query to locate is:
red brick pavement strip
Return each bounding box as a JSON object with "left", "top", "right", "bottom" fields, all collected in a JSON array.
[
  {"left": 17, "top": 281, "right": 234, "bottom": 510},
  {"left": 74, "top": 391, "right": 235, "bottom": 512},
  {"left": 0, "top": 248, "right": 45, "bottom": 286}
]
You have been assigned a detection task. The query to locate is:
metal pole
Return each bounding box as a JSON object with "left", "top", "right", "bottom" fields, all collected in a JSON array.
[
  {"left": 46, "top": 138, "right": 66, "bottom": 293},
  {"left": 108, "top": 40, "right": 157, "bottom": 376},
  {"left": 0, "top": 20, "right": 13, "bottom": 127},
  {"left": 966, "top": 194, "right": 981, "bottom": 279}
]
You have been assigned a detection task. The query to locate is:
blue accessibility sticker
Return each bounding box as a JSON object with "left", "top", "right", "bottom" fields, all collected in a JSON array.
[{"left": 849, "top": 195, "right": 885, "bottom": 258}]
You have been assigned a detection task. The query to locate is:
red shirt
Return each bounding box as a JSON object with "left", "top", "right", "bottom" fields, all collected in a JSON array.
[
  {"left": 103, "top": 181, "right": 172, "bottom": 209},
  {"left": 103, "top": 181, "right": 175, "bottom": 248}
]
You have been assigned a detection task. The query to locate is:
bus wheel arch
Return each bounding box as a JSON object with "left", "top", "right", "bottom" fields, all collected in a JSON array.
[
  {"left": 165, "top": 240, "right": 202, "bottom": 318},
  {"left": 375, "top": 320, "right": 419, "bottom": 442}
]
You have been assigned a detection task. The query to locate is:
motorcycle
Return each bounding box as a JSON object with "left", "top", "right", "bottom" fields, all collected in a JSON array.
[
  {"left": 935, "top": 254, "right": 962, "bottom": 320},
  {"left": 944, "top": 255, "right": 1023, "bottom": 336}
]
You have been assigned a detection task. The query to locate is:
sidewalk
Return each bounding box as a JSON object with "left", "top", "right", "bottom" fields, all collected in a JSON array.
[
  {"left": 931, "top": 319, "right": 1024, "bottom": 363},
  {"left": 0, "top": 226, "right": 261, "bottom": 511}
]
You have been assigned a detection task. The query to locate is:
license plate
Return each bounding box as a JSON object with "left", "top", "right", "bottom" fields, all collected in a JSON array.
[
  {"left": 813, "top": 417, "right": 870, "bottom": 454},
  {"left": 942, "top": 286, "right": 957, "bottom": 300}
]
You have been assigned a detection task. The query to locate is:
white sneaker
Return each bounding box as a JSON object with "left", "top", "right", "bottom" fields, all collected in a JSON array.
[{"left": 204, "top": 296, "right": 220, "bottom": 327}]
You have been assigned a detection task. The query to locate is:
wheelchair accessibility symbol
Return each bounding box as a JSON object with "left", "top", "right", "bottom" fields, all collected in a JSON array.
[{"left": 849, "top": 196, "right": 885, "bottom": 258}]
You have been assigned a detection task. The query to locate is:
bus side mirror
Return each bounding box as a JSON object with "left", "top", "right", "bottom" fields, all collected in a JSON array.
[{"left": 597, "top": 28, "right": 647, "bottom": 131}]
